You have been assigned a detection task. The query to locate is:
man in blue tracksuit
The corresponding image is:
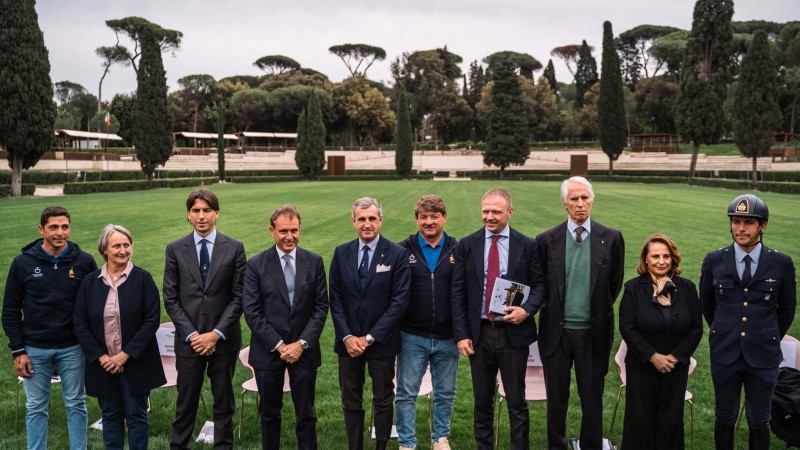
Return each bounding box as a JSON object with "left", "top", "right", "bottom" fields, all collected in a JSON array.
[
  {"left": 700, "top": 194, "right": 796, "bottom": 450},
  {"left": 2, "top": 206, "right": 97, "bottom": 450},
  {"left": 396, "top": 195, "right": 459, "bottom": 450}
]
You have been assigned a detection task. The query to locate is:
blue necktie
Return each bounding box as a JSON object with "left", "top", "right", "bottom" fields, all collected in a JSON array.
[
  {"left": 283, "top": 254, "right": 295, "bottom": 305},
  {"left": 199, "top": 239, "right": 210, "bottom": 285},
  {"left": 359, "top": 246, "right": 370, "bottom": 290}
]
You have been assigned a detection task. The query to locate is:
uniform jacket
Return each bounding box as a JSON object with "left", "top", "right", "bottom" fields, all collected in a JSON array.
[
  {"left": 400, "top": 232, "right": 458, "bottom": 339},
  {"left": 162, "top": 232, "right": 247, "bottom": 357},
  {"left": 450, "top": 226, "right": 545, "bottom": 349},
  {"left": 242, "top": 246, "right": 329, "bottom": 370},
  {"left": 700, "top": 243, "right": 796, "bottom": 368},
  {"left": 329, "top": 236, "right": 411, "bottom": 359},
  {"left": 73, "top": 266, "right": 166, "bottom": 398},
  {"left": 2, "top": 239, "right": 97, "bottom": 353},
  {"left": 619, "top": 274, "right": 703, "bottom": 369},
  {"left": 536, "top": 220, "right": 625, "bottom": 357}
]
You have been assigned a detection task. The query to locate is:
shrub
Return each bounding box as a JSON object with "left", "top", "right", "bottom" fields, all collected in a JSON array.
[
  {"left": 0, "top": 184, "right": 36, "bottom": 197},
  {"left": 64, "top": 177, "right": 217, "bottom": 194}
]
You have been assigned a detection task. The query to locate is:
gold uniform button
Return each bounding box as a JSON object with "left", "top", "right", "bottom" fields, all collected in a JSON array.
[
  {"left": 743, "top": 302, "right": 748, "bottom": 307},
  {"left": 741, "top": 332, "right": 746, "bottom": 337},
  {"left": 742, "top": 317, "right": 747, "bottom": 322},
  {"left": 744, "top": 288, "right": 749, "bottom": 293}
]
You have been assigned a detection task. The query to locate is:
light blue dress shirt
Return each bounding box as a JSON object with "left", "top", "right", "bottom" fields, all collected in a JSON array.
[
  {"left": 734, "top": 242, "right": 761, "bottom": 281},
  {"left": 567, "top": 217, "right": 591, "bottom": 242},
  {"left": 481, "top": 225, "right": 510, "bottom": 320},
  {"left": 187, "top": 228, "right": 226, "bottom": 341}
]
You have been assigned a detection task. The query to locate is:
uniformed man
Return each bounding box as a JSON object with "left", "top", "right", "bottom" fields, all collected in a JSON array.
[{"left": 700, "top": 194, "right": 796, "bottom": 450}]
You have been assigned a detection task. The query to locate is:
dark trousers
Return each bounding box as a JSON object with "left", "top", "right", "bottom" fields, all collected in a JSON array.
[
  {"left": 255, "top": 364, "right": 318, "bottom": 450},
  {"left": 621, "top": 363, "right": 689, "bottom": 450},
  {"left": 338, "top": 354, "right": 395, "bottom": 450},
  {"left": 711, "top": 354, "right": 779, "bottom": 427},
  {"left": 98, "top": 374, "right": 150, "bottom": 450},
  {"left": 470, "top": 322, "right": 530, "bottom": 450},
  {"left": 170, "top": 351, "right": 237, "bottom": 450},
  {"left": 541, "top": 328, "right": 608, "bottom": 450}
]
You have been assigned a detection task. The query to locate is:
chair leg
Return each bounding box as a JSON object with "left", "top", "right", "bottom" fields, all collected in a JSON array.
[
  {"left": 16, "top": 380, "right": 21, "bottom": 433},
  {"left": 735, "top": 402, "right": 745, "bottom": 432},
  {"left": 609, "top": 385, "right": 624, "bottom": 434},
  {"left": 427, "top": 394, "right": 433, "bottom": 447},
  {"left": 239, "top": 389, "right": 245, "bottom": 440},
  {"left": 495, "top": 398, "right": 504, "bottom": 450},
  {"left": 688, "top": 399, "right": 694, "bottom": 450}
]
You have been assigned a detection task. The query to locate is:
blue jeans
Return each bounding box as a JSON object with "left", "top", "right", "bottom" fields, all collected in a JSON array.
[
  {"left": 396, "top": 332, "right": 459, "bottom": 448},
  {"left": 98, "top": 374, "right": 150, "bottom": 450},
  {"left": 23, "top": 345, "right": 87, "bottom": 450}
]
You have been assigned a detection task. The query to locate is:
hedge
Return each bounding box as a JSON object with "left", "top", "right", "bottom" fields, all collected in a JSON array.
[
  {"left": 64, "top": 177, "right": 218, "bottom": 194},
  {"left": 0, "top": 184, "right": 36, "bottom": 197}
]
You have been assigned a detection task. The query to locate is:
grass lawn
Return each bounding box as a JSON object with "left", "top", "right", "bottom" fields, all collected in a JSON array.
[
  {"left": 677, "top": 142, "right": 743, "bottom": 156},
  {"left": 0, "top": 180, "right": 798, "bottom": 449}
]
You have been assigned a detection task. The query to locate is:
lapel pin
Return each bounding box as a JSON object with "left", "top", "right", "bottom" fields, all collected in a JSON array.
[{"left": 381, "top": 253, "right": 384, "bottom": 258}]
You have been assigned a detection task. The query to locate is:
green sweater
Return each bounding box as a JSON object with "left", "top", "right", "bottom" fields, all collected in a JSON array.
[{"left": 564, "top": 232, "right": 591, "bottom": 329}]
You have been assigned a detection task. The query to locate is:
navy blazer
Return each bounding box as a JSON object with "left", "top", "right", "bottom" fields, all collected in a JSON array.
[
  {"left": 242, "top": 246, "right": 329, "bottom": 370},
  {"left": 536, "top": 220, "right": 625, "bottom": 357},
  {"left": 700, "top": 243, "right": 796, "bottom": 368},
  {"left": 619, "top": 275, "right": 703, "bottom": 369},
  {"left": 73, "top": 266, "right": 166, "bottom": 399},
  {"left": 450, "top": 226, "right": 545, "bottom": 349},
  {"left": 329, "top": 236, "right": 411, "bottom": 358}
]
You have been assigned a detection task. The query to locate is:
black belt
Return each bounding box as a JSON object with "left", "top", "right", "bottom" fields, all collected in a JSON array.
[{"left": 481, "top": 319, "right": 506, "bottom": 328}]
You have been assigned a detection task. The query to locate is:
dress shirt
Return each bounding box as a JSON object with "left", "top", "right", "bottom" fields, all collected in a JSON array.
[
  {"left": 272, "top": 245, "right": 298, "bottom": 351},
  {"left": 99, "top": 261, "right": 134, "bottom": 356},
  {"left": 187, "top": 228, "right": 226, "bottom": 341},
  {"left": 358, "top": 235, "right": 380, "bottom": 269},
  {"left": 418, "top": 232, "right": 445, "bottom": 273},
  {"left": 567, "top": 217, "right": 592, "bottom": 242},
  {"left": 734, "top": 242, "right": 761, "bottom": 280},
  {"left": 481, "top": 225, "right": 510, "bottom": 320}
]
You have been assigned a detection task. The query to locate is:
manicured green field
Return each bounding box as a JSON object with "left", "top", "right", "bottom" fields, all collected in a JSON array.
[{"left": 0, "top": 180, "right": 798, "bottom": 449}]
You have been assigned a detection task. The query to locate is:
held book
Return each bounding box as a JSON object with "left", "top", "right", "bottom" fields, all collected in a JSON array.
[{"left": 488, "top": 277, "right": 530, "bottom": 316}]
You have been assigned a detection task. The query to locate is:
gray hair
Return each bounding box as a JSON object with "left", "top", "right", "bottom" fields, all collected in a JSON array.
[
  {"left": 351, "top": 197, "right": 382, "bottom": 218},
  {"left": 560, "top": 176, "right": 595, "bottom": 204},
  {"left": 97, "top": 224, "right": 133, "bottom": 261}
]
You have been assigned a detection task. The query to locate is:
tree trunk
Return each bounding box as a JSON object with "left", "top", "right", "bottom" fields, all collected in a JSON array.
[
  {"left": 608, "top": 157, "right": 614, "bottom": 180},
  {"left": 11, "top": 155, "right": 22, "bottom": 197},
  {"left": 689, "top": 140, "right": 699, "bottom": 178},
  {"left": 791, "top": 93, "right": 798, "bottom": 134},
  {"left": 193, "top": 105, "right": 199, "bottom": 149},
  {"left": 752, "top": 156, "right": 758, "bottom": 191},
  {"left": 499, "top": 166, "right": 505, "bottom": 180}
]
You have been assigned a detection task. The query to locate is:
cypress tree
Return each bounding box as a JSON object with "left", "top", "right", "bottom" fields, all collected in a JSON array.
[
  {"left": 395, "top": 84, "right": 413, "bottom": 177},
  {"left": 133, "top": 27, "right": 173, "bottom": 180},
  {"left": 543, "top": 59, "right": 558, "bottom": 94},
  {"left": 0, "top": 0, "right": 57, "bottom": 196},
  {"left": 217, "top": 109, "right": 226, "bottom": 182},
  {"left": 674, "top": 0, "right": 733, "bottom": 178},
  {"left": 294, "top": 107, "right": 309, "bottom": 177},
  {"left": 598, "top": 21, "right": 628, "bottom": 179},
  {"left": 575, "top": 40, "right": 598, "bottom": 107},
  {"left": 484, "top": 57, "right": 529, "bottom": 180},
  {"left": 305, "top": 91, "right": 326, "bottom": 178},
  {"left": 733, "top": 30, "right": 781, "bottom": 190}
]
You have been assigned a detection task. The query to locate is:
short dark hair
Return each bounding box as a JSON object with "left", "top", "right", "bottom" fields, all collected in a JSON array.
[
  {"left": 40, "top": 206, "right": 70, "bottom": 227},
  {"left": 414, "top": 195, "right": 446, "bottom": 218},
  {"left": 186, "top": 188, "right": 219, "bottom": 211},
  {"left": 270, "top": 205, "right": 301, "bottom": 228}
]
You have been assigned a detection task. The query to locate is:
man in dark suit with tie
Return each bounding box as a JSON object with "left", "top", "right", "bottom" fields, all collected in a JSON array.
[
  {"left": 242, "top": 205, "right": 329, "bottom": 450},
  {"left": 536, "top": 177, "right": 625, "bottom": 450},
  {"left": 451, "top": 188, "right": 545, "bottom": 450},
  {"left": 329, "top": 197, "right": 411, "bottom": 450},
  {"left": 163, "top": 188, "right": 247, "bottom": 450},
  {"left": 700, "top": 194, "right": 796, "bottom": 450}
]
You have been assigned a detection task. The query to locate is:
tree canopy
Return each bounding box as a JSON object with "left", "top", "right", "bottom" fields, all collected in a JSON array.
[
  {"left": 329, "top": 43, "right": 386, "bottom": 78},
  {"left": 177, "top": 74, "right": 216, "bottom": 133},
  {"left": 575, "top": 40, "right": 598, "bottom": 106},
  {"left": 543, "top": 59, "right": 558, "bottom": 94},
  {"left": 295, "top": 91, "right": 326, "bottom": 178},
  {"left": 617, "top": 24, "right": 681, "bottom": 88},
  {"left": 483, "top": 51, "right": 542, "bottom": 80},
  {"left": 550, "top": 44, "right": 583, "bottom": 77},
  {"left": 95, "top": 45, "right": 130, "bottom": 115},
  {"left": 253, "top": 55, "right": 301, "bottom": 75},
  {"left": 105, "top": 16, "right": 182, "bottom": 75},
  {"left": 483, "top": 57, "right": 529, "bottom": 179}
]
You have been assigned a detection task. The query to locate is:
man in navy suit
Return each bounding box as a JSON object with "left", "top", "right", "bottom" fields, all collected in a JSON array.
[
  {"left": 700, "top": 194, "right": 796, "bottom": 450},
  {"left": 329, "top": 197, "right": 411, "bottom": 450},
  {"left": 242, "top": 205, "right": 329, "bottom": 450},
  {"left": 451, "top": 188, "right": 545, "bottom": 450}
]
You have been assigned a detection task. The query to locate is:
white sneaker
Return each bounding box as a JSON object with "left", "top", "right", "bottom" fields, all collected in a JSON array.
[{"left": 433, "top": 437, "right": 451, "bottom": 450}]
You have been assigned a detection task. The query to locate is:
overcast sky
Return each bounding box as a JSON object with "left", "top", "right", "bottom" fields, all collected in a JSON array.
[{"left": 37, "top": 0, "right": 797, "bottom": 102}]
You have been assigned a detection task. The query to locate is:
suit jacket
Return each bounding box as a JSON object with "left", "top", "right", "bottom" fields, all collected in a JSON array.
[
  {"left": 450, "top": 226, "right": 545, "bottom": 349},
  {"left": 74, "top": 266, "right": 166, "bottom": 398},
  {"left": 619, "top": 275, "right": 703, "bottom": 369},
  {"left": 700, "top": 243, "right": 796, "bottom": 368},
  {"left": 242, "top": 246, "right": 329, "bottom": 370},
  {"left": 163, "top": 231, "right": 247, "bottom": 357},
  {"left": 329, "top": 235, "right": 411, "bottom": 359},
  {"left": 536, "top": 220, "right": 625, "bottom": 357}
]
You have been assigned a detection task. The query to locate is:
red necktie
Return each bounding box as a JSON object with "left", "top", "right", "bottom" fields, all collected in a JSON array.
[{"left": 484, "top": 235, "right": 501, "bottom": 321}]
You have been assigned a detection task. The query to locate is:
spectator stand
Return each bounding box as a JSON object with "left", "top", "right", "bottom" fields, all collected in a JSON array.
[
  {"left": 630, "top": 133, "right": 680, "bottom": 154},
  {"left": 172, "top": 132, "right": 239, "bottom": 156}
]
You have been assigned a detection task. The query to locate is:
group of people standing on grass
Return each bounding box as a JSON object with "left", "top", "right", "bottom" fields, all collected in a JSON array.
[{"left": 2, "top": 177, "right": 795, "bottom": 450}]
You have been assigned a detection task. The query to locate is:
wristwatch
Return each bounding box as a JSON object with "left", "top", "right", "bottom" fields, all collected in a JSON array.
[
  {"left": 365, "top": 334, "right": 375, "bottom": 346},
  {"left": 299, "top": 339, "right": 309, "bottom": 350}
]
